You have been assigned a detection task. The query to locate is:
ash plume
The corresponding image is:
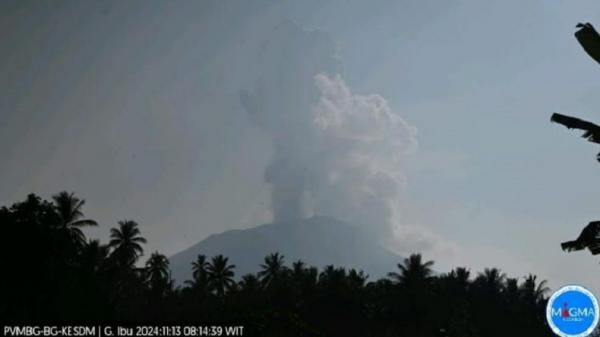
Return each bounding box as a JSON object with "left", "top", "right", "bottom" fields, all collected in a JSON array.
[{"left": 241, "top": 22, "right": 417, "bottom": 235}]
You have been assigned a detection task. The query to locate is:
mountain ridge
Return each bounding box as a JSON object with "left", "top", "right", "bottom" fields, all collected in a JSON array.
[{"left": 169, "top": 216, "right": 400, "bottom": 284}]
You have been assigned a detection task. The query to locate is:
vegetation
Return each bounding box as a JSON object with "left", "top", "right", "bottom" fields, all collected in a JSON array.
[{"left": 0, "top": 192, "right": 553, "bottom": 336}]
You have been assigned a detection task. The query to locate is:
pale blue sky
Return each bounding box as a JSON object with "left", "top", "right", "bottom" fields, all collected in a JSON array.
[{"left": 2, "top": 0, "right": 600, "bottom": 292}]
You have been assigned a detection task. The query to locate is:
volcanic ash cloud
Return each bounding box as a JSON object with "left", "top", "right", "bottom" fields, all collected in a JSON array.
[{"left": 241, "top": 22, "right": 417, "bottom": 237}]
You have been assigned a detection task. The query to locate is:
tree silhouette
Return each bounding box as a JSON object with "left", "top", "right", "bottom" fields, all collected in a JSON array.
[
  {"left": 206, "top": 254, "right": 236, "bottom": 296},
  {"left": 387, "top": 254, "right": 436, "bottom": 332},
  {"left": 473, "top": 268, "right": 506, "bottom": 297},
  {"left": 258, "top": 252, "right": 286, "bottom": 287},
  {"left": 291, "top": 260, "right": 306, "bottom": 276},
  {"left": 145, "top": 251, "right": 171, "bottom": 292},
  {"left": 520, "top": 274, "right": 549, "bottom": 306},
  {"left": 185, "top": 254, "right": 210, "bottom": 293},
  {"left": 504, "top": 277, "right": 520, "bottom": 303},
  {"left": 51, "top": 191, "right": 97, "bottom": 247},
  {"left": 447, "top": 267, "right": 470, "bottom": 290},
  {"left": 191, "top": 254, "right": 209, "bottom": 281},
  {"left": 109, "top": 220, "right": 146, "bottom": 268},
  {"left": 561, "top": 221, "right": 600, "bottom": 255},
  {"left": 575, "top": 22, "right": 600, "bottom": 65},
  {"left": 552, "top": 22, "right": 600, "bottom": 261},
  {"left": 551, "top": 113, "right": 600, "bottom": 163},
  {"left": 79, "top": 239, "right": 110, "bottom": 275},
  {"left": 0, "top": 193, "right": 555, "bottom": 336},
  {"left": 239, "top": 274, "right": 261, "bottom": 292},
  {"left": 388, "top": 253, "right": 434, "bottom": 286}
]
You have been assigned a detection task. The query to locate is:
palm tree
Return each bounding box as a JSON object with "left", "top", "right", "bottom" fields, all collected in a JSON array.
[
  {"left": 145, "top": 252, "right": 170, "bottom": 283},
  {"left": 504, "top": 277, "right": 520, "bottom": 304},
  {"left": 473, "top": 268, "right": 506, "bottom": 297},
  {"left": 109, "top": 220, "right": 147, "bottom": 268},
  {"left": 206, "top": 255, "right": 236, "bottom": 296},
  {"left": 388, "top": 253, "right": 435, "bottom": 286},
  {"left": 238, "top": 274, "right": 261, "bottom": 293},
  {"left": 191, "top": 254, "right": 208, "bottom": 281},
  {"left": 447, "top": 267, "right": 470, "bottom": 290},
  {"left": 52, "top": 191, "right": 97, "bottom": 247},
  {"left": 289, "top": 261, "right": 318, "bottom": 299},
  {"left": 318, "top": 265, "right": 348, "bottom": 291},
  {"left": 79, "top": 239, "right": 109, "bottom": 274},
  {"left": 291, "top": 260, "right": 305, "bottom": 276},
  {"left": 185, "top": 254, "right": 209, "bottom": 292},
  {"left": 258, "top": 252, "right": 285, "bottom": 286},
  {"left": 347, "top": 269, "right": 369, "bottom": 289},
  {"left": 520, "top": 274, "right": 549, "bottom": 306},
  {"left": 145, "top": 252, "right": 171, "bottom": 294},
  {"left": 237, "top": 274, "right": 261, "bottom": 304}
]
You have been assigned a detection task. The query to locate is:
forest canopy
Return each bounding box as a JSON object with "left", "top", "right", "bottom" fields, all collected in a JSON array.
[{"left": 0, "top": 192, "right": 553, "bottom": 337}]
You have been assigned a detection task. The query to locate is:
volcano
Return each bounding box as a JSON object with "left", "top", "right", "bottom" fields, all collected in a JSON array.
[{"left": 169, "top": 216, "right": 400, "bottom": 284}]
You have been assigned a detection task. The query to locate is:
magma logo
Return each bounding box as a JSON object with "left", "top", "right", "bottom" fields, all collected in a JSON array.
[{"left": 547, "top": 285, "right": 599, "bottom": 337}]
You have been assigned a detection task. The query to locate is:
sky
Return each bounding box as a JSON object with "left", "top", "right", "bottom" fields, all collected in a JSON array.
[{"left": 1, "top": 0, "right": 600, "bottom": 294}]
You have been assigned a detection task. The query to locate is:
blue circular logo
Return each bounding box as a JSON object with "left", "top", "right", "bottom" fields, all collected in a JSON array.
[{"left": 546, "top": 285, "right": 599, "bottom": 337}]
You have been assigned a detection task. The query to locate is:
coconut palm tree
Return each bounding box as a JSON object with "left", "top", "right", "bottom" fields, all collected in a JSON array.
[
  {"left": 109, "top": 220, "right": 146, "bottom": 268},
  {"left": 52, "top": 191, "right": 97, "bottom": 247},
  {"left": 347, "top": 269, "right": 369, "bottom": 289},
  {"left": 291, "top": 260, "right": 305, "bottom": 276},
  {"left": 79, "top": 239, "right": 109, "bottom": 274},
  {"left": 185, "top": 254, "right": 210, "bottom": 293},
  {"left": 238, "top": 274, "right": 261, "bottom": 293},
  {"left": 191, "top": 254, "right": 208, "bottom": 282},
  {"left": 447, "top": 267, "right": 470, "bottom": 290},
  {"left": 289, "top": 261, "right": 318, "bottom": 301},
  {"left": 473, "top": 268, "right": 506, "bottom": 297},
  {"left": 319, "top": 265, "right": 348, "bottom": 289},
  {"left": 520, "top": 274, "right": 549, "bottom": 306},
  {"left": 258, "top": 252, "right": 285, "bottom": 286},
  {"left": 504, "top": 277, "right": 520, "bottom": 304},
  {"left": 206, "top": 255, "right": 236, "bottom": 296},
  {"left": 388, "top": 253, "right": 435, "bottom": 286},
  {"left": 145, "top": 252, "right": 170, "bottom": 283},
  {"left": 145, "top": 252, "right": 171, "bottom": 294}
]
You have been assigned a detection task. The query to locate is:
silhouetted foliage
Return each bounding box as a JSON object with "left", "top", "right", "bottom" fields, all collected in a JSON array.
[
  {"left": 561, "top": 221, "right": 600, "bottom": 255},
  {"left": 0, "top": 193, "right": 553, "bottom": 336},
  {"left": 207, "top": 254, "right": 236, "bottom": 297},
  {"left": 52, "top": 191, "right": 98, "bottom": 248},
  {"left": 109, "top": 220, "right": 147, "bottom": 268},
  {"left": 552, "top": 22, "right": 600, "bottom": 262},
  {"left": 575, "top": 22, "right": 600, "bottom": 65},
  {"left": 551, "top": 113, "right": 600, "bottom": 163}
]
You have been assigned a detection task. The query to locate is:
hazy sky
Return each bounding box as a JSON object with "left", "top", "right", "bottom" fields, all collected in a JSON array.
[{"left": 2, "top": 0, "right": 600, "bottom": 293}]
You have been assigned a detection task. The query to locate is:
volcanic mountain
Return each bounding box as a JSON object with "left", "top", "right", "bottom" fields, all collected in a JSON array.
[{"left": 169, "top": 216, "right": 400, "bottom": 284}]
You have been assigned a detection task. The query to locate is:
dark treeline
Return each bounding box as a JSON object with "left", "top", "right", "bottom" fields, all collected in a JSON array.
[{"left": 0, "top": 192, "right": 553, "bottom": 336}]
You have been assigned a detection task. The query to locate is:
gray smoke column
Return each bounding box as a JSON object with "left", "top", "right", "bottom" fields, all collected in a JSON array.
[{"left": 241, "top": 22, "right": 417, "bottom": 233}]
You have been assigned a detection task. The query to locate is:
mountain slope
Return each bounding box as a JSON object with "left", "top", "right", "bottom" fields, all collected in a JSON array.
[{"left": 169, "top": 216, "right": 399, "bottom": 284}]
